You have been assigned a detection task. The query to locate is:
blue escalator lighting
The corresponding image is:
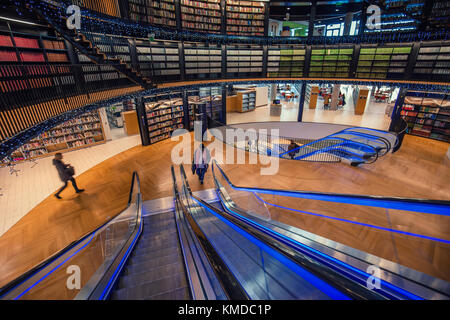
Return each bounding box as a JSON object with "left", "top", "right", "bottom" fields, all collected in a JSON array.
[
  {"left": 99, "top": 217, "right": 143, "bottom": 300},
  {"left": 12, "top": 232, "right": 97, "bottom": 300},
  {"left": 218, "top": 194, "right": 422, "bottom": 300},
  {"left": 294, "top": 146, "right": 365, "bottom": 161},
  {"left": 194, "top": 198, "right": 352, "bottom": 300},
  {"left": 234, "top": 186, "right": 450, "bottom": 217},
  {"left": 252, "top": 193, "right": 450, "bottom": 245},
  {"left": 214, "top": 161, "right": 450, "bottom": 216}
]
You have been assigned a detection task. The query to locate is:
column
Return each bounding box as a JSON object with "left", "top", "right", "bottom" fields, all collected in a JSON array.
[
  {"left": 343, "top": 12, "right": 353, "bottom": 36},
  {"left": 135, "top": 97, "right": 150, "bottom": 146},
  {"left": 270, "top": 83, "right": 277, "bottom": 102},
  {"left": 221, "top": 85, "right": 227, "bottom": 124},
  {"left": 297, "top": 84, "right": 306, "bottom": 122},
  {"left": 330, "top": 84, "right": 341, "bottom": 110},
  {"left": 389, "top": 88, "right": 407, "bottom": 132}
]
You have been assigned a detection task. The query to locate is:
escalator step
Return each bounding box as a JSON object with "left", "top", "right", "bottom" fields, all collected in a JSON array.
[
  {"left": 111, "top": 273, "right": 188, "bottom": 300},
  {"left": 141, "top": 226, "right": 178, "bottom": 238},
  {"left": 130, "top": 245, "right": 181, "bottom": 259},
  {"left": 147, "top": 286, "right": 190, "bottom": 300},
  {"left": 135, "top": 234, "right": 179, "bottom": 251},
  {"left": 117, "top": 261, "right": 186, "bottom": 289},
  {"left": 126, "top": 252, "right": 182, "bottom": 273},
  {"left": 126, "top": 247, "right": 181, "bottom": 265}
]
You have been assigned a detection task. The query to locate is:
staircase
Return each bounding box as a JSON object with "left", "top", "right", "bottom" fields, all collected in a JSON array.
[
  {"left": 109, "top": 212, "right": 191, "bottom": 300},
  {"left": 31, "top": 5, "right": 154, "bottom": 89}
]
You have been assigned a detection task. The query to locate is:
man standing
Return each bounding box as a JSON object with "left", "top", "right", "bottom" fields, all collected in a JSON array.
[
  {"left": 192, "top": 143, "right": 211, "bottom": 185},
  {"left": 53, "top": 153, "right": 84, "bottom": 199}
]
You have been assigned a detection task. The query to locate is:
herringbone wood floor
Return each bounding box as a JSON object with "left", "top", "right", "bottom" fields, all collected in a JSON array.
[{"left": 0, "top": 132, "right": 448, "bottom": 295}]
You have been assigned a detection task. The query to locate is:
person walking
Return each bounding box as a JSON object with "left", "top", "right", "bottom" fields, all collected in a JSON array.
[
  {"left": 192, "top": 143, "right": 211, "bottom": 185},
  {"left": 53, "top": 153, "right": 84, "bottom": 199}
]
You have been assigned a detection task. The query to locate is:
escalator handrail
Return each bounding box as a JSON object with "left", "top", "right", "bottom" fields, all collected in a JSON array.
[
  {"left": 172, "top": 166, "right": 250, "bottom": 300},
  {"left": 212, "top": 160, "right": 450, "bottom": 216},
  {"left": 339, "top": 126, "right": 399, "bottom": 149},
  {"left": 328, "top": 131, "right": 391, "bottom": 153},
  {"left": 190, "top": 193, "right": 389, "bottom": 300},
  {"left": 0, "top": 171, "right": 142, "bottom": 299}
]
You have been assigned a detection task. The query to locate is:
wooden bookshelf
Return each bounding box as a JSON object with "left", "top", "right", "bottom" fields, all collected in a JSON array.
[
  {"left": 236, "top": 89, "right": 256, "bottom": 112},
  {"left": 267, "top": 45, "right": 306, "bottom": 78},
  {"left": 181, "top": 0, "right": 222, "bottom": 34},
  {"left": 226, "top": 0, "right": 266, "bottom": 36},
  {"left": 226, "top": 45, "right": 263, "bottom": 76},
  {"left": 184, "top": 43, "right": 222, "bottom": 79},
  {"left": 401, "top": 91, "right": 450, "bottom": 142},
  {"left": 145, "top": 96, "right": 185, "bottom": 144},
  {"left": 9, "top": 110, "right": 106, "bottom": 162},
  {"left": 309, "top": 47, "right": 353, "bottom": 78},
  {"left": 128, "top": 0, "right": 176, "bottom": 28},
  {"left": 414, "top": 44, "right": 450, "bottom": 80},
  {"left": 356, "top": 45, "right": 412, "bottom": 80},
  {"left": 135, "top": 39, "right": 180, "bottom": 80}
]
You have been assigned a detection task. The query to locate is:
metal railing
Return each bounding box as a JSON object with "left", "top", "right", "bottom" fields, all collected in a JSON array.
[
  {"left": 208, "top": 118, "right": 381, "bottom": 165},
  {"left": 0, "top": 172, "right": 142, "bottom": 300}
]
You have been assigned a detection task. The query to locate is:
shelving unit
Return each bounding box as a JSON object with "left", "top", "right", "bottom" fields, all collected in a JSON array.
[
  {"left": 226, "top": 0, "right": 266, "bottom": 36},
  {"left": 128, "top": 0, "right": 176, "bottom": 28},
  {"left": 181, "top": 0, "right": 222, "bottom": 34},
  {"left": 309, "top": 47, "right": 353, "bottom": 78},
  {"left": 106, "top": 101, "right": 124, "bottom": 128},
  {"left": 267, "top": 46, "right": 305, "bottom": 78},
  {"left": 9, "top": 110, "right": 105, "bottom": 161},
  {"left": 356, "top": 45, "right": 412, "bottom": 79},
  {"left": 236, "top": 89, "right": 256, "bottom": 112},
  {"left": 413, "top": 44, "right": 450, "bottom": 80},
  {"left": 145, "top": 95, "right": 185, "bottom": 144},
  {"left": 184, "top": 43, "right": 222, "bottom": 79},
  {"left": 135, "top": 39, "right": 180, "bottom": 81},
  {"left": 0, "top": 30, "right": 73, "bottom": 98},
  {"left": 226, "top": 45, "right": 263, "bottom": 76},
  {"left": 401, "top": 91, "right": 450, "bottom": 142}
]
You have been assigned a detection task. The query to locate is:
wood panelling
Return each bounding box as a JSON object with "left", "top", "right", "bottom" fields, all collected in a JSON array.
[{"left": 0, "top": 86, "right": 142, "bottom": 143}]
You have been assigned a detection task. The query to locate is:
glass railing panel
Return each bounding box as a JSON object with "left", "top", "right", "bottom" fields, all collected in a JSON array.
[
  {"left": 213, "top": 166, "right": 271, "bottom": 221},
  {"left": 187, "top": 194, "right": 349, "bottom": 300},
  {"left": 5, "top": 175, "right": 141, "bottom": 300},
  {"left": 213, "top": 163, "right": 450, "bottom": 285}
]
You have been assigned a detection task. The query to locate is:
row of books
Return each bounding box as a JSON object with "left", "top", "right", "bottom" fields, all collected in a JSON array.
[
  {"left": 182, "top": 14, "right": 221, "bottom": 24},
  {"left": 181, "top": 0, "right": 220, "bottom": 10},
  {"left": 181, "top": 7, "right": 221, "bottom": 16},
  {"left": 11, "top": 111, "right": 104, "bottom": 160}
]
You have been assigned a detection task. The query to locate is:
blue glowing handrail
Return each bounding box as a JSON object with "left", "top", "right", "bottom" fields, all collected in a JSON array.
[
  {"left": 212, "top": 191, "right": 423, "bottom": 300},
  {"left": 279, "top": 136, "right": 376, "bottom": 157},
  {"left": 294, "top": 144, "right": 370, "bottom": 161},
  {"left": 329, "top": 131, "right": 391, "bottom": 151},
  {"left": 193, "top": 197, "right": 352, "bottom": 300},
  {"left": 251, "top": 192, "right": 450, "bottom": 245},
  {"left": 0, "top": 172, "right": 142, "bottom": 300},
  {"left": 213, "top": 160, "right": 450, "bottom": 216},
  {"left": 340, "top": 127, "right": 399, "bottom": 147}
]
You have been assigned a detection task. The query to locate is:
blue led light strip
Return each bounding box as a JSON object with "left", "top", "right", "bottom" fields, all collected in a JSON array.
[
  {"left": 193, "top": 198, "right": 351, "bottom": 300},
  {"left": 252, "top": 192, "right": 450, "bottom": 245},
  {"left": 12, "top": 232, "right": 97, "bottom": 300},
  {"left": 215, "top": 193, "right": 422, "bottom": 300}
]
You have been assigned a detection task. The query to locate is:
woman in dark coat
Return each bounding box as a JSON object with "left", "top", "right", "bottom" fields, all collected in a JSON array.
[{"left": 53, "top": 153, "right": 84, "bottom": 199}]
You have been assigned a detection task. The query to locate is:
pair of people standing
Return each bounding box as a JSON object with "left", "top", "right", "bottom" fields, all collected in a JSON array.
[{"left": 192, "top": 143, "right": 211, "bottom": 185}]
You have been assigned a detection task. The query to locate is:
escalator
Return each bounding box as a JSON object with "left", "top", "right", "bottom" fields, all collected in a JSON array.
[
  {"left": 209, "top": 160, "right": 450, "bottom": 300},
  {"left": 110, "top": 212, "right": 190, "bottom": 300},
  {"left": 1, "top": 165, "right": 448, "bottom": 300}
]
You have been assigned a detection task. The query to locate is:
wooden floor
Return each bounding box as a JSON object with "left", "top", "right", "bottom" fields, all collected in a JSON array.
[{"left": 0, "top": 132, "right": 449, "bottom": 292}]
